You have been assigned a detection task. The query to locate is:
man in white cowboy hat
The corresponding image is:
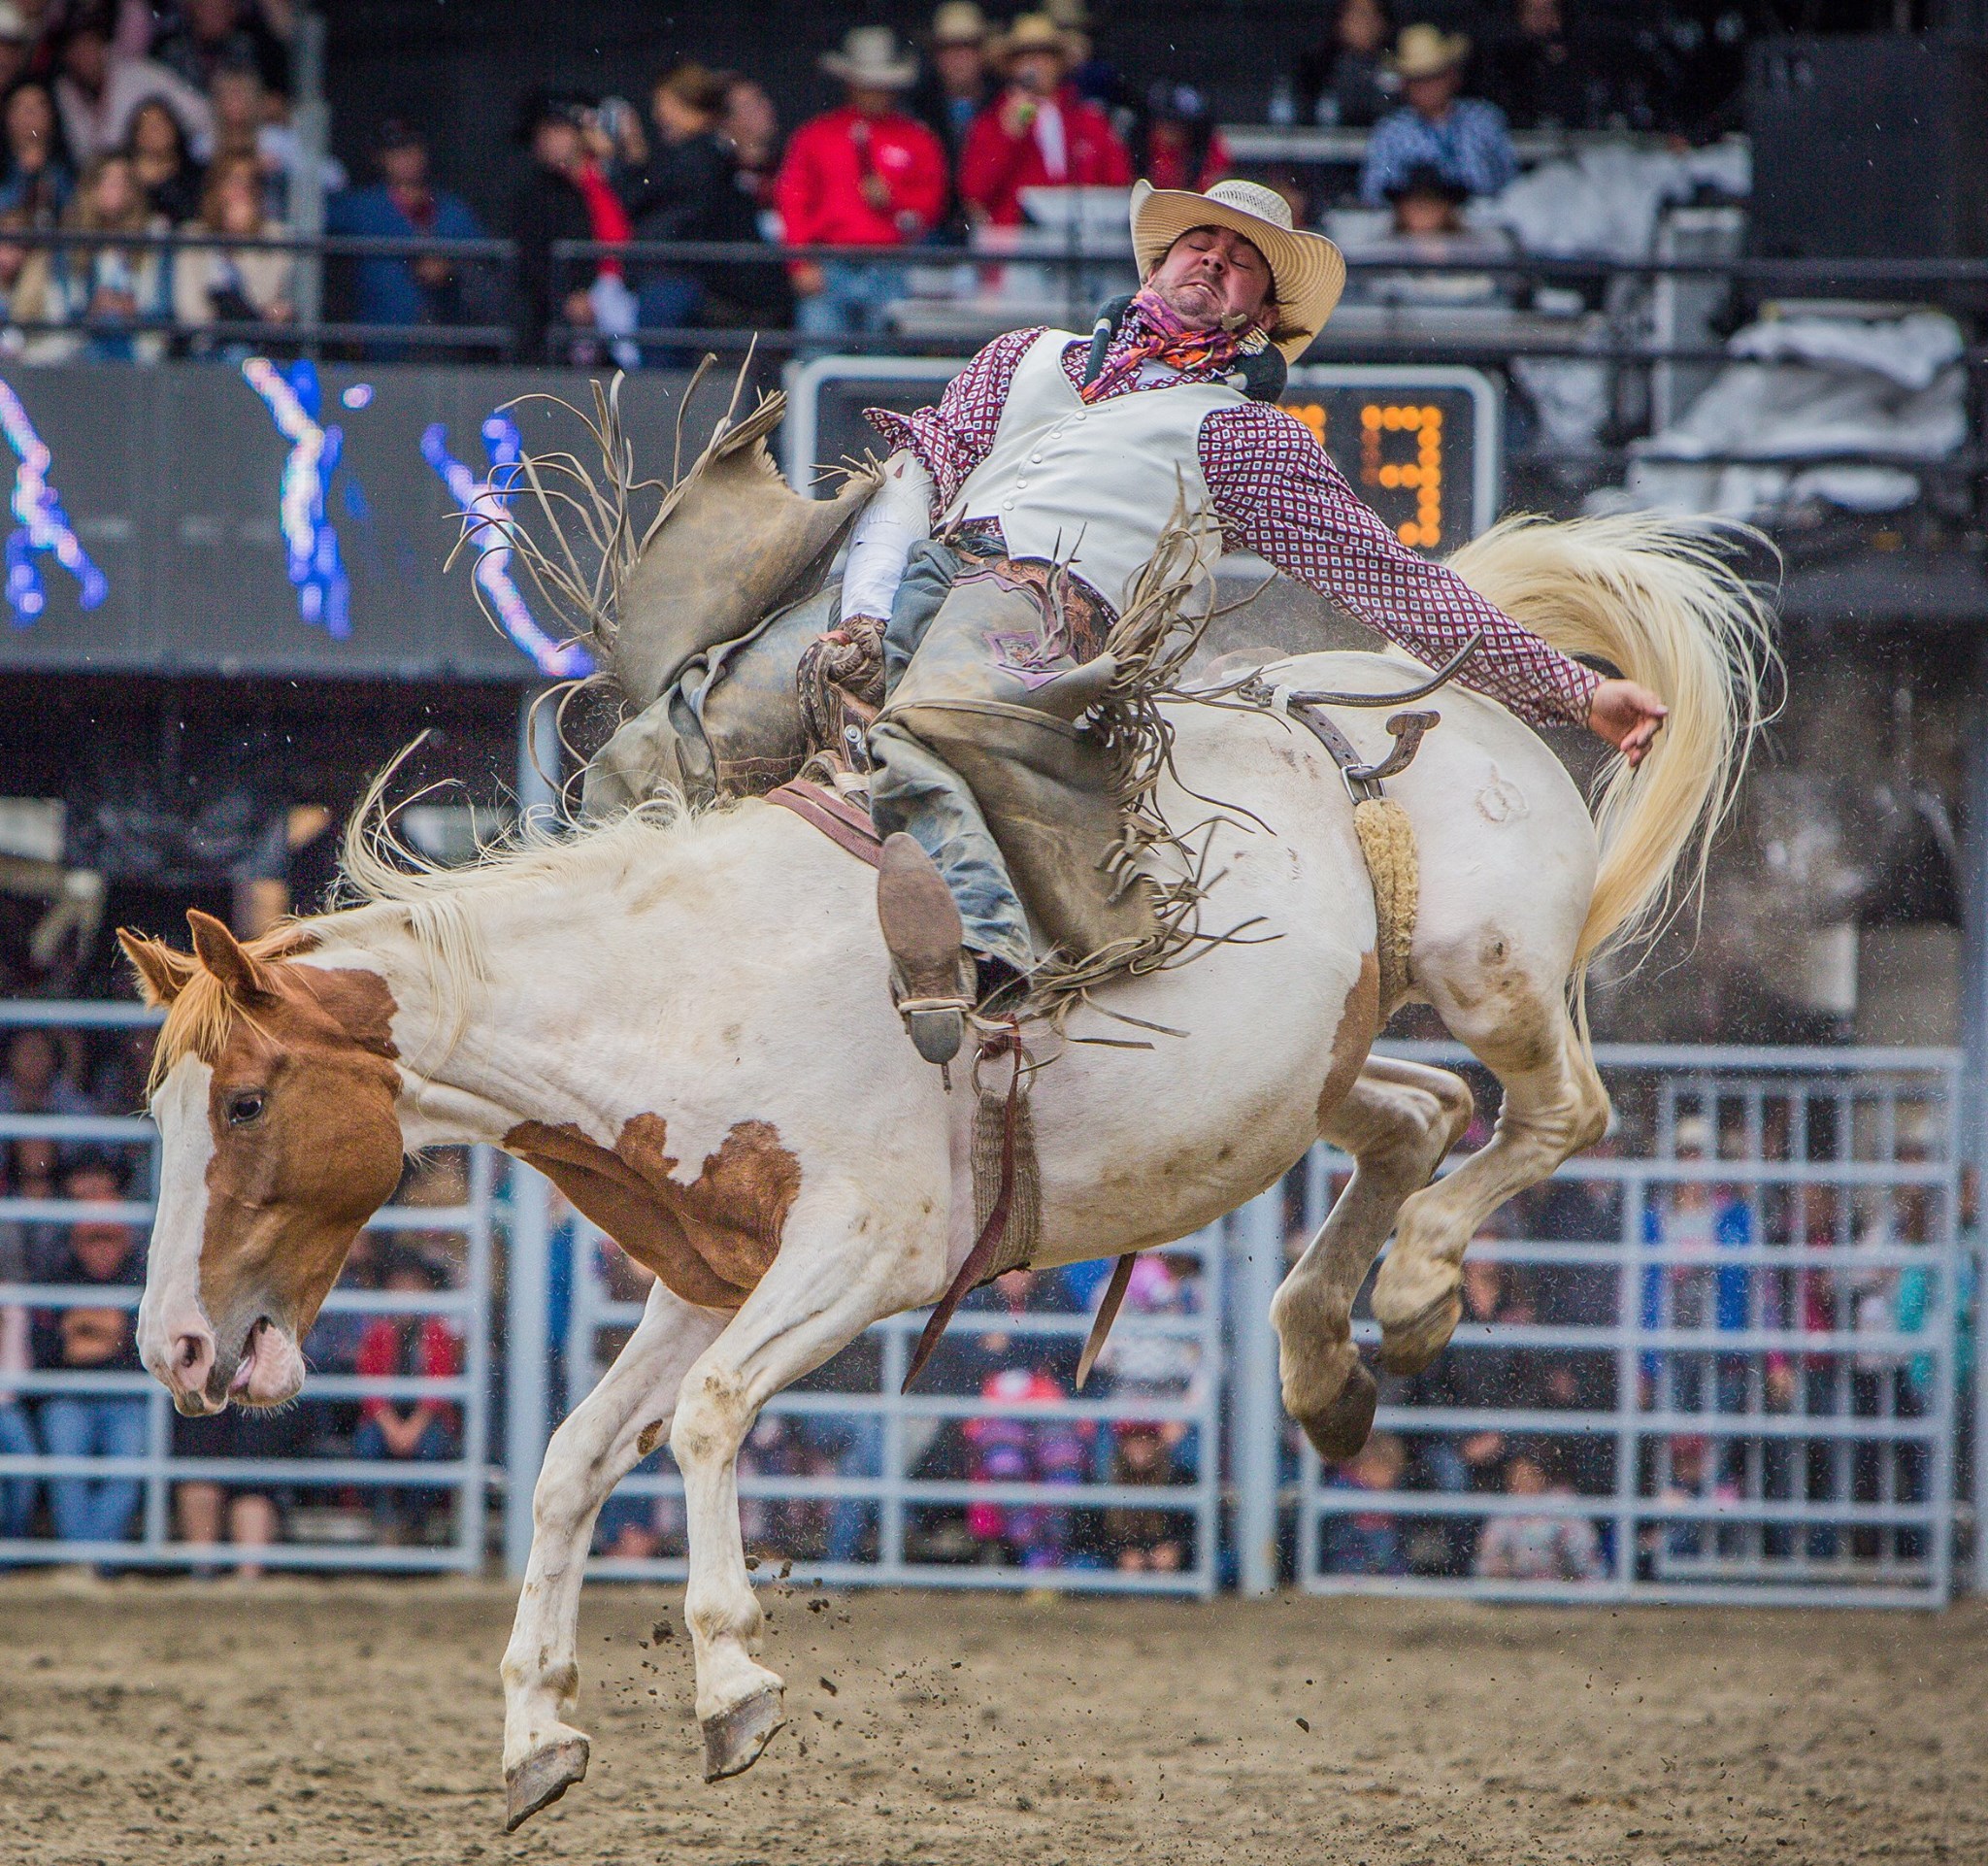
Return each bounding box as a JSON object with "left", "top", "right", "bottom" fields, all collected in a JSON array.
[
  {"left": 776, "top": 27, "right": 947, "bottom": 339},
  {"left": 957, "top": 10, "right": 1130, "bottom": 227},
  {"left": 1359, "top": 22, "right": 1516, "bottom": 206},
  {"left": 846, "top": 177, "right": 1666, "bottom": 1064}
]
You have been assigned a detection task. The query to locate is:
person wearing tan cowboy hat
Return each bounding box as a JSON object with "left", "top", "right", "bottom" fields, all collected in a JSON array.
[
  {"left": 775, "top": 27, "right": 946, "bottom": 339},
  {"left": 910, "top": 2, "right": 994, "bottom": 226},
  {"left": 957, "top": 11, "right": 1129, "bottom": 227},
  {"left": 839, "top": 177, "right": 1666, "bottom": 1063},
  {"left": 1358, "top": 21, "right": 1515, "bottom": 206}
]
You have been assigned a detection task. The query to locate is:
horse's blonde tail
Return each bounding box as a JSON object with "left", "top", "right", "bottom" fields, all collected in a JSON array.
[{"left": 1443, "top": 511, "right": 1779, "bottom": 1033}]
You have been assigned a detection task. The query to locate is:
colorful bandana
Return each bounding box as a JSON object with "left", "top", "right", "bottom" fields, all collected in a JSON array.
[{"left": 1077, "top": 287, "right": 1256, "bottom": 404}]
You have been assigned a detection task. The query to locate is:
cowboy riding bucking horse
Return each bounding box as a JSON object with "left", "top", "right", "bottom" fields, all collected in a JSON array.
[{"left": 846, "top": 177, "right": 1668, "bottom": 1066}]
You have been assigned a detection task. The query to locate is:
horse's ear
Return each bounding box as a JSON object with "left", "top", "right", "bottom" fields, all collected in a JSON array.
[
  {"left": 186, "top": 909, "right": 276, "bottom": 1003},
  {"left": 119, "top": 928, "right": 197, "bottom": 1006}
]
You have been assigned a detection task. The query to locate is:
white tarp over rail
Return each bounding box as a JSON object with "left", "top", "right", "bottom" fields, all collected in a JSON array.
[
  {"left": 1474, "top": 139, "right": 1751, "bottom": 264},
  {"left": 1599, "top": 310, "right": 1968, "bottom": 521}
]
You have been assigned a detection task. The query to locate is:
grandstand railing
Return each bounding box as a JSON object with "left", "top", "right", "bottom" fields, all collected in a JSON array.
[
  {"left": 0, "top": 1001, "right": 495, "bottom": 1572},
  {"left": 0, "top": 222, "right": 1981, "bottom": 354},
  {"left": 1295, "top": 1044, "right": 1963, "bottom": 1608},
  {"left": 0, "top": 223, "right": 1969, "bottom": 527}
]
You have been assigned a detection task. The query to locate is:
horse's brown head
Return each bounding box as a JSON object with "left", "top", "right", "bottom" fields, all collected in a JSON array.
[{"left": 119, "top": 911, "right": 405, "bottom": 1416}]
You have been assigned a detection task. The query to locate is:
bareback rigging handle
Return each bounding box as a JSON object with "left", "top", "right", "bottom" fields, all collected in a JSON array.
[{"left": 1283, "top": 626, "right": 1484, "bottom": 711}]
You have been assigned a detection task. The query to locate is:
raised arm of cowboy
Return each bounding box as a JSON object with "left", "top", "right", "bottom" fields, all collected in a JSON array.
[{"left": 840, "top": 184, "right": 1665, "bottom": 767}]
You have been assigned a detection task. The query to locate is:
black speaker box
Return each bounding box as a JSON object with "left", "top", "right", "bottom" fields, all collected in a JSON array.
[{"left": 1746, "top": 35, "right": 1988, "bottom": 261}]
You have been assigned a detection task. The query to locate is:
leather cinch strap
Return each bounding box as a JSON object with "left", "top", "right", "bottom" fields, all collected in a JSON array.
[{"left": 766, "top": 778, "right": 882, "bottom": 868}]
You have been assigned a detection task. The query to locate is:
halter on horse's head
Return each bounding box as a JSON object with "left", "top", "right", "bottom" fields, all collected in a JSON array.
[{"left": 118, "top": 912, "right": 404, "bottom": 1416}]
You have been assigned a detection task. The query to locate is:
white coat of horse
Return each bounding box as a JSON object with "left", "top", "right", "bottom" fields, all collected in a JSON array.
[{"left": 116, "top": 512, "right": 1771, "bottom": 1828}]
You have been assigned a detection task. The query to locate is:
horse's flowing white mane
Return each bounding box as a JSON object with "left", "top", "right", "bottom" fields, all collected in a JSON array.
[{"left": 324, "top": 770, "right": 735, "bottom": 1057}]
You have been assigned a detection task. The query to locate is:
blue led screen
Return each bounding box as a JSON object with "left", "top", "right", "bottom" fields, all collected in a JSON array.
[{"left": 0, "top": 362, "right": 709, "bottom": 682}]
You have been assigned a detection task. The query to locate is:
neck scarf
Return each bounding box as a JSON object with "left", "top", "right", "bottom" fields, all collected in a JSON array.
[{"left": 1077, "top": 286, "right": 1251, "bottom": 404}]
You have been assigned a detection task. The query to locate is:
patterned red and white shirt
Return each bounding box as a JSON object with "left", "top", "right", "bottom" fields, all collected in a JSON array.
[{"left": 869, "top": 326, "right": 1602, "bottom": 728}]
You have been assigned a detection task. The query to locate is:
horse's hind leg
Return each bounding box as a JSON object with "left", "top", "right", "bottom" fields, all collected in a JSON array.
[
  {"left": 500, "top": 1280, "right": 725, "bottom": 1831},
  {"left": 1372, "top": 979, "right": 1609, "bottom": 1374},
  {"left": 671, "top": 1185, "right": 934, "bottom": 1782},
  {"left": 1271, "top": 1056, "right": 1473, "bottom": 1459}
]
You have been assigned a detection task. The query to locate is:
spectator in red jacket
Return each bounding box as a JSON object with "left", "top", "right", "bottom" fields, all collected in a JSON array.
[
  {"left": 353, "top": 1247, "right": 462, "bottom": 1543},
  {"left": 957, "top": 12, "right": 1131, "bottom": 228},
  {"left": 776, "top": 27, "right": 946, "bottom": 343}
]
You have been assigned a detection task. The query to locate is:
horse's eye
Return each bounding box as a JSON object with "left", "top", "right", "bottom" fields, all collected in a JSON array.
[{"left": 226, "top": 1092, "right": 266, "bottom": 1128}]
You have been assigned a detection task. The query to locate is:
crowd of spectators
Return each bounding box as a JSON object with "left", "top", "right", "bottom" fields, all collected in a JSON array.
[
  {"left": 0, "top": 0, "right": 335, "bottom": 359},
  {"left": 1311, "top": 1090, "right": 1947, "bottom": 1586},
  {"left": 0, "top": 0, "right": 1767, "bottom": 361}
]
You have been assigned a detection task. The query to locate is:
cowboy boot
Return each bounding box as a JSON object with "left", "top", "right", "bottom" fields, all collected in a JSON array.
[{"left": 876, "top": 832, "right": 974, "bottom": 1066}]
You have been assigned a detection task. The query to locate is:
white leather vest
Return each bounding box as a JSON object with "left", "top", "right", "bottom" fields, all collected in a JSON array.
[{"left": 944, "top": 329, "right": 1242, "bottom": 614}]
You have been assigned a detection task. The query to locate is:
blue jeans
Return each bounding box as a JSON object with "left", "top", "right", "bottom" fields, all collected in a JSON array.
[
  {"left": 637, "top": 273, "right": 706, "bottom": 366},
  {"left": 794, "top": 260, "right": 904, "bottom": 347},
  {"left": 0, "top": 1401, "right": 36, "bottom": 1540},
  {"left": 868, "top": 542, "right": 1039, "bottom": 975},
  {"left": 354, "top": 1414, "right": 454, "bottom": 1535},
  {"left": 806, "top": 1416, "right": 881, "bottom": 1565},
  {"left": 41, "top": 1394, "right": 148, "bottom": 1546}
]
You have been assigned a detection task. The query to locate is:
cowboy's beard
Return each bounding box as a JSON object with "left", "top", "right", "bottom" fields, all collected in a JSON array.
[
  {"left": 1152, "top": 272, "right": 1228, "bottom": 330},
  {"left": 1150, "top": 268, "right": 1272, "bottom": 336}
]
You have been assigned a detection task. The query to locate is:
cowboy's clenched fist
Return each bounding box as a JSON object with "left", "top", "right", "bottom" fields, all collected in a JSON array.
[{"left": 1587, "top": 678, "right": 1668, "bottom": 768}]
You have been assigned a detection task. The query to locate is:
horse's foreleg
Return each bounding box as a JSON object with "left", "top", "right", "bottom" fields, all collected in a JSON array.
[
  {"left": 1373, "top": 981, "right": 1609, "bottom": 1374},
  {"left": 671, "top": 1188, "right": 931, "bottom": 1783},
  {"left": 1271, "top": 1056, "right": 1473, "bottom": 1459},
  {"left": 500, "top": 1279, "right": 724, "bottom": 1831}
]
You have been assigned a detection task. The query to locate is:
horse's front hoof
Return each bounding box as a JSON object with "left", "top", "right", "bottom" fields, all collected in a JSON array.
[
  {"left": 1377, "top": 1288, "right": 1462, "bottom": 1376},
  {"left": 504, "top": 1735, "right": 589, "bottom": 1831},
  {"left": 701, "top": 1684, "right": 785, "bottom": 1782},
  {"left": 1295, "top": 1358, "right": 1377, "bottom": 1462}
]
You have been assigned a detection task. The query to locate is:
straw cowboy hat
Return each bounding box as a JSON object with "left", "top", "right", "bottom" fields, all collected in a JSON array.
[
  {"left": 995, "top": 13, "right": 1076, "bottom": 65},
  {"left": 928, "top": 1, "right": 989, "bottom": 46},
  {"left": 819, "top": 25, "right": 919, "bottom": 87},
  {"left": 1129, "top": 177, "right": 1346, "bottom": 361},
  {"left": 1391, "top": 22, "right": 1471, "bottom": 80}
]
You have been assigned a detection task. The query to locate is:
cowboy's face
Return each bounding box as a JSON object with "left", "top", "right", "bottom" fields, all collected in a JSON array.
[{"left": 1150, "top": 224, "right": 1275, "bottom": 332}]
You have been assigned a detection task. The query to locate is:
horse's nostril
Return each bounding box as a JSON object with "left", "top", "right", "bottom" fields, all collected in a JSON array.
[{"left": 173, "top": 1332, "right": 214, "bottom": 1383}]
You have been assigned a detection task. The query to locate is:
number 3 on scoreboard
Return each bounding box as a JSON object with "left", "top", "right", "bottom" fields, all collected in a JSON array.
[
  {"left": 1360, "top": 403, "right": 1443, "bottom": 550},
  {"left": 1276, "top": 395, "right": 1447, "bottom": 553}
]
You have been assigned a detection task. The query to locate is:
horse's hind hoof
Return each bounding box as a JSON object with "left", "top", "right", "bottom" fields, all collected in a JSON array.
[
  {"left": 1378, "top": 1289, "right": 1462, "bottom": 1376},
  {"left": 701, "top": 1684, "right": 785, "bottom": 1782},
  {"left": 504, "top": 1735, "right": 589, "bottom": 1831},
  {"left": 1296, "top": 1359, "right": 1378, "bottom": 1462}
]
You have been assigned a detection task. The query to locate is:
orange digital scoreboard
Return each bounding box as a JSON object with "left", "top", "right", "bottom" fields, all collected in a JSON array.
[{"left": 790, "top": 360, "right": 1499, "bottom": 552}]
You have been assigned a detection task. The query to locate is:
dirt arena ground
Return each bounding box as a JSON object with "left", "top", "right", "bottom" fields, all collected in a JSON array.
[{"left": 0, "top": 1576, "right": 1979, "bottom": 1865}]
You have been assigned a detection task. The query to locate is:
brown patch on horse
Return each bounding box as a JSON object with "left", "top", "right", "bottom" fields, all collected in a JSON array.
[
  {"left": 1315, "top": 950, "right": 1379, "bottom": 1127},
  {"left": 196, "top": 950, "right": 407, "bottom": 1370},
  {"left": 504, "top": 1116, "right": 802, "bottom": 1313}
]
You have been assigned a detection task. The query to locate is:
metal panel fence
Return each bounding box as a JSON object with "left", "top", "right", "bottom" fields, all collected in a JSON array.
[
  {"left": 0, "top": 1000, "right": 495, "bottom": 1571},
  {"left": 1297, "top": 1044, "right": 1963, "bottom": 1607},
  {"left": 0, "top": 999, "right": 1967, "bottom": 1602},
  {"left": 562, "top": 1216, "right": 1226, "bottom": 1595}
]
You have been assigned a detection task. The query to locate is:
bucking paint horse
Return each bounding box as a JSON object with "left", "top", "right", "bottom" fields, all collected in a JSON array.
[{"left": 116, "top": 496, "right": 1772, "bottom": 1828}]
